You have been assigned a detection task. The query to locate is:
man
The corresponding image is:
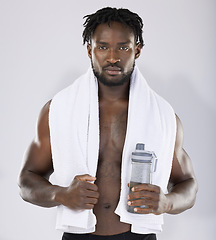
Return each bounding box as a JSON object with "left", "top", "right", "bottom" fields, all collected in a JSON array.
[{"left": 18, "top": 7, "right": 198, "bottom": 240}]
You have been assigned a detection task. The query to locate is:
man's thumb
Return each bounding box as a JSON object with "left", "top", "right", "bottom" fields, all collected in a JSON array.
[{"left": 75, "top": 174, "right": 96, "bottom": 182}]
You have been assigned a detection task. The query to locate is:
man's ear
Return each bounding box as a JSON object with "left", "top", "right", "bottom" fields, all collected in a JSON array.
[
  {"left": 135, "top": 42, "right": 142, "bottom": 59},
  {"left": 87, "top": 44, "right": 92, "bottom": 59}
]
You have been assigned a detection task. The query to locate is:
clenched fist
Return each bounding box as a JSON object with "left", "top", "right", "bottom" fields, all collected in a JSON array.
[
  {"left": 55, "top": 174, "right": 99, "bottom": 210},
  {"left": 127, "top": 183, "right": 171, "bottom": 215}
]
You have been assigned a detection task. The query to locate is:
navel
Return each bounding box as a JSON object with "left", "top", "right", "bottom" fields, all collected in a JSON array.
[{"left": 103, "top": 203, "right": 112, "bottom": 209}]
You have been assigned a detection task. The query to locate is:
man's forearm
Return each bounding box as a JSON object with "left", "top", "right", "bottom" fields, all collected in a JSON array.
[
  {"left": 166, "top": 178, "right": 198, "bottom": 214},
  {"left": 18, "top": 170, "right": 64, "bottom": 208}
]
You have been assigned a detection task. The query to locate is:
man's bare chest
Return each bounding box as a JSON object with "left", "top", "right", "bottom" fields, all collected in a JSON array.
[
  {"left": 95, "top": 101, "right": 128, "bottom": 194},
  {"left": 99, "top": 101, "right": 128, "bottom": 157}
]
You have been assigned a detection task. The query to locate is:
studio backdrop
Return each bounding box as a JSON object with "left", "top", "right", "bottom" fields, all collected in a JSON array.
[{"left": 0, "top": 0, "right": 215, "bottom": 240}]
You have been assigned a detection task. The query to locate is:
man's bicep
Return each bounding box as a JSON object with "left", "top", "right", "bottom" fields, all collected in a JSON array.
[
  {"left": 22, "top": 140, "right": 53, "bottom": 177},
  {"left": 169, "top": 115, "right": 196, "bottom": 188},
  {"left": 21, "top": 101, "right": 53, "bottom": 178}
]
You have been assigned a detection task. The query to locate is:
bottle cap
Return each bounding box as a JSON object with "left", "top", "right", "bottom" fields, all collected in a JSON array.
[{"left": 136, "top": 143, "right": 145, "bottom": 150}]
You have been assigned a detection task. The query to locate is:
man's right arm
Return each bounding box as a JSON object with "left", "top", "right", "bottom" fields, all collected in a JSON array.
[{"left": 18, "top": 101, "right": 99, "bottom": 209}]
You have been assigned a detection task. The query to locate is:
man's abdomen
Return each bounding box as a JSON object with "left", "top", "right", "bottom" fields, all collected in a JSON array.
[{"left": 93, "top": 153, "right": 130, "bottom": 235}]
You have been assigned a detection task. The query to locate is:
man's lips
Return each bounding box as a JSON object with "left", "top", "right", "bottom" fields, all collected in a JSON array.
[{"left": 104, "top": 66, "right": 122, "bottom": 75}]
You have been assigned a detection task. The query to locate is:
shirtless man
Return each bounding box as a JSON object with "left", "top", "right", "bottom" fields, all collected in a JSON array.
[{"left": 18, "top": 7, "right": 198, "bottom": 240}]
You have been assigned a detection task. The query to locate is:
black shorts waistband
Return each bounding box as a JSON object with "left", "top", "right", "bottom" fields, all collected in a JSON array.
[{"left": 62, "top": 231, "right": 156, "bottom": 240}]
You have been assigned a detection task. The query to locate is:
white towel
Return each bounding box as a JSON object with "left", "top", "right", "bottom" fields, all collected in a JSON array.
[{"left": 49, "top": 66, "right": 176, "bottom": 234}]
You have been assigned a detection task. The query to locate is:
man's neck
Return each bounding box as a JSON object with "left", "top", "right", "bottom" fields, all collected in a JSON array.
[{"left": 98, "top": 80, "right": 130, "bottom": 102}]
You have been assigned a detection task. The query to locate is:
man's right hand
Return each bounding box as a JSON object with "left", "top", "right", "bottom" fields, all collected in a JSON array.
[
  {"left": 55, "top": 174, "right": 99, "bottom": 210},
  {"left": 18, "top": 102, "right": 100, "bottom": 210}
]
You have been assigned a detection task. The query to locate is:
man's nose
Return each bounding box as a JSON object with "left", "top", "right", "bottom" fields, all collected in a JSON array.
[{"left": 106, "top": 49, "right": 120, "bottom": 64}]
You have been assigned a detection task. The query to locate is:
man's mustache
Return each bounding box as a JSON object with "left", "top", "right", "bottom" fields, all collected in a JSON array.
[{"left": 102, "top": 63, "right": 122, "bottom": 71}]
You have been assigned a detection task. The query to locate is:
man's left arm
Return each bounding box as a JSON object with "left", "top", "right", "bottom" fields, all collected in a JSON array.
[{"left": 127, "top": 114, "right": 198, "bottom": 215}]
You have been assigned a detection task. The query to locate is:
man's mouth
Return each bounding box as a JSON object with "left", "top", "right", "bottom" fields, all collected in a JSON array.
[{"left": 103, "top": 66, "right": 122, "bottom": 75}]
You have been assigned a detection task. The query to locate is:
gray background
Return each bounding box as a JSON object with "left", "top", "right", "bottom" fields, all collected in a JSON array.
[{"left": 1, "top": 0, "right": 215, "bottom": 239}]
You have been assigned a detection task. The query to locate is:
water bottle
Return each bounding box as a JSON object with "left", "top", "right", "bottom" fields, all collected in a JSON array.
[{"left": 127, "top": 143, "right": 157, "bottom": 213}]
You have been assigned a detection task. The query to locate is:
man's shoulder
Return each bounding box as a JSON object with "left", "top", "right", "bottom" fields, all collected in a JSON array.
[{"left": 39, "top": 100, "right": 52, "bottom": 118}]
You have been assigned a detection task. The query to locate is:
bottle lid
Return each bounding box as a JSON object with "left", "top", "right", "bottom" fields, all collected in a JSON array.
[
  {"left": 132, "top": 143, "right": 152, "bottom": 163},
  {"left": 136, "top": 143, "right": 145, "bottom": 150}
]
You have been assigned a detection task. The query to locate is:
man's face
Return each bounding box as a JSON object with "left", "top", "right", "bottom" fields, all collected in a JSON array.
[{"left": 87, "top": 22, "right": 141, "bottom": 87}]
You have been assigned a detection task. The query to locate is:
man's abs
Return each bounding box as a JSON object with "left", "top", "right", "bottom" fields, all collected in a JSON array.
[
  {"left": 92, "top": 100, "right": 130, "bottom": 235},
  {"left": 93, "top": 154, "right": 130, "bottom": 235}
]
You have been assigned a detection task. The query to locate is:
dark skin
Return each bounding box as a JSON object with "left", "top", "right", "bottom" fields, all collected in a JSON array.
[{"left": 18, "top": 22, "right": 198, "bottom": 235}]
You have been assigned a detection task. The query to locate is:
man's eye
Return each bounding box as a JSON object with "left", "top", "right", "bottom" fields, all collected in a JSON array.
[
  {"left": 120, "top": 46, "right": 129, "bottom": 51},
  {"left": 98, "top": 46, "right": 107, "bottom": 50}
]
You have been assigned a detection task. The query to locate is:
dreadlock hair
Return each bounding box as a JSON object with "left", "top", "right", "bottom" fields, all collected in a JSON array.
[{"left": 82, "top": 7, "right": 144, "bottom": 48}]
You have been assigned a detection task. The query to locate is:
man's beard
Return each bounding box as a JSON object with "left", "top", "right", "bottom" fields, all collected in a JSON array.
[{"left": 91, "top": 62, "right": 135, "bottom": 87}]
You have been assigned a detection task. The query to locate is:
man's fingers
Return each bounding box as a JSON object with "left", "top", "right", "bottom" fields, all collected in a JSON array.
[
  {"left": 73, "top": 174, "right": 98, "bottom": 191},
  {"left": 133, "top": 207, "right": 155, "bottom": 214},
  {"left": 75, "top": 174, "right": 96, "bottom": 182},
  {"left": 128, "top": 190, "right": 158, "bottom": 200},
  {"left": 86, "top": 189, "right": 100, "bottom": 199},
  {"left": 85, "top": 196, "right": 98, "bottom": 205},
  {"left": 128, "top": 184, "right": 160, "bottom": 201},
  {"left": 132, "top": 183, "right": 160, "bottom": 192},
  {"left": 128, "top": 198, "right": 154, "bottom": 207},
  {"left": 85, "top": 203, "right": 95, "bottom": 209},
  {"left": 82, "top": 181, "right": 98, "bottom": 192}
]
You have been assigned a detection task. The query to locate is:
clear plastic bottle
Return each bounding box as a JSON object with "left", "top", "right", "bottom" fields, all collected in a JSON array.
[{"left": 127, "top": 143, "right": 157, "bottom": 213}]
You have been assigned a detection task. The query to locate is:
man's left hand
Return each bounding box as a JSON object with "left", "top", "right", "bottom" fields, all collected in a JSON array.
[{"left": 127, "top": 183, "right": 171, "bottom": 215}]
